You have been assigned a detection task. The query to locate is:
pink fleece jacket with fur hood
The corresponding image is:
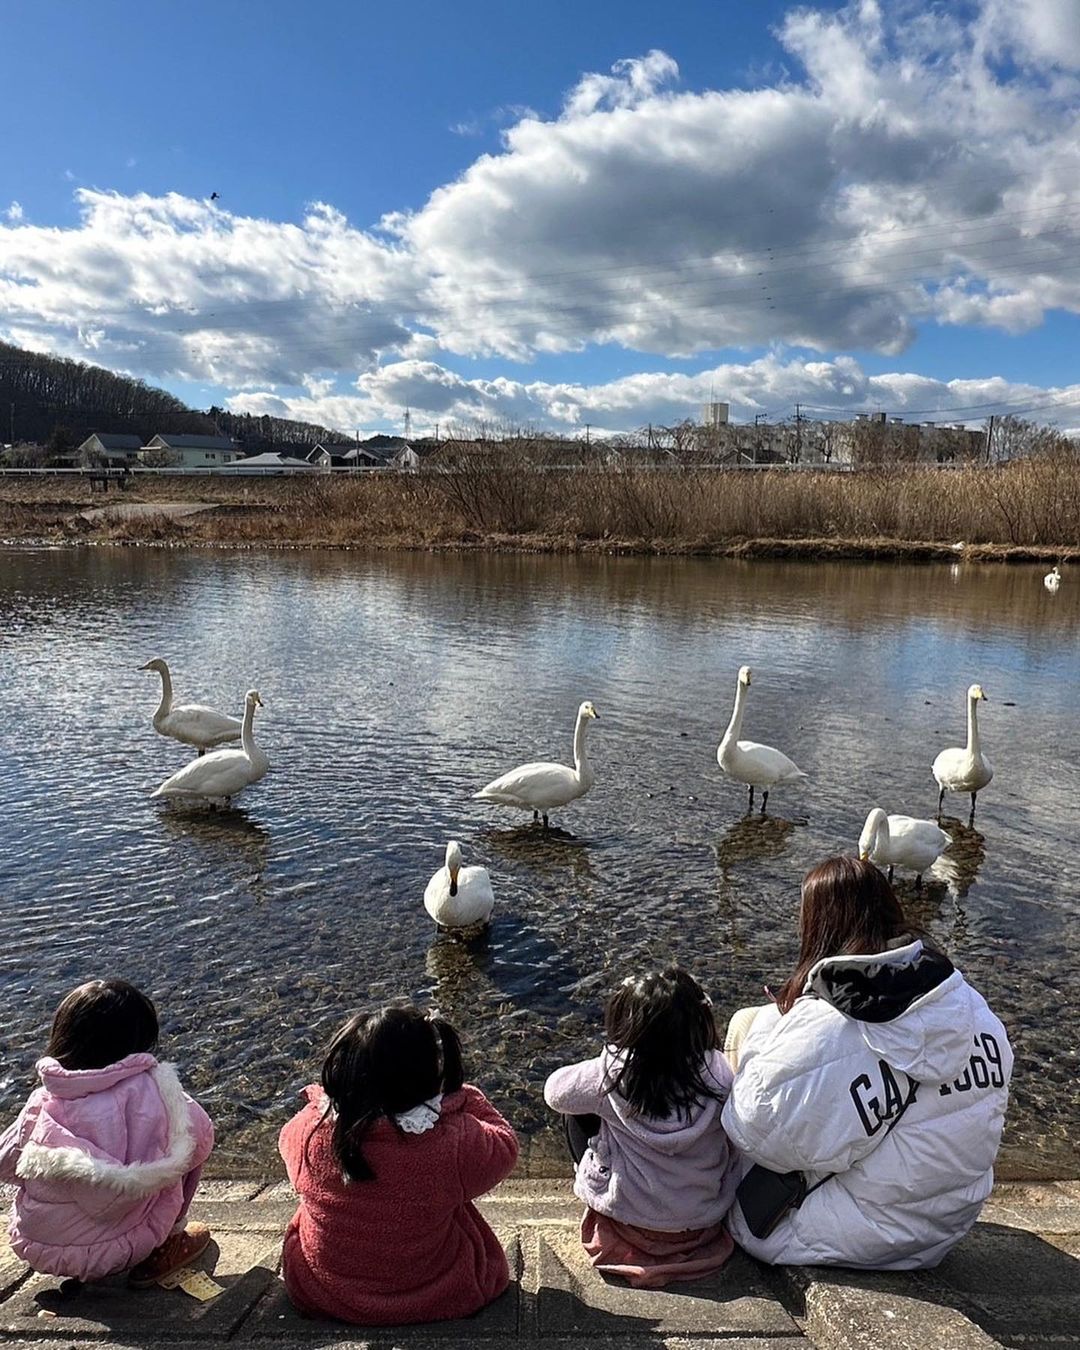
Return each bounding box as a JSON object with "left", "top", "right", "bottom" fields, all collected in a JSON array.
[{"left": 0, "top": 1053, "right": 214, "bottom": 1281}]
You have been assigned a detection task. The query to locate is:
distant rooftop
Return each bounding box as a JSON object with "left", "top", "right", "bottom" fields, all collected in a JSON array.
[
  {"left": 81, "top": 433, "right": 142, "bottom": 449},
  {"left": 147, "top": 433, "right": 235, "bottom": 450}
]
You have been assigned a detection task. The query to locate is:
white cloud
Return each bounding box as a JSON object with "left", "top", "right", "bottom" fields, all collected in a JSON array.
[
  {"left": 1, "top": 1, "right": 1080, "bottom": 421},
  {"left": 4, "top": 202, "right": 22, "bottom": 222},
  {"left": 226, "top": 352, "right": 1080, "bottom": 438}
]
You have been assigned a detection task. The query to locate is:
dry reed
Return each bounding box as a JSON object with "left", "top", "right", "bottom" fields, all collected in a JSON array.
[{"left": 2, "top": 457, "right": 1079, "bottom": 554}]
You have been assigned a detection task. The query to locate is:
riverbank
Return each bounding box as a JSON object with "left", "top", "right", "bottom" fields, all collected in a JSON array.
[
  {"left": 1, "top": 1177, "right": 1076, "bottom": 1349},
  {"left": 1, "top": 461, "right": 1078, "bottom": 557}
]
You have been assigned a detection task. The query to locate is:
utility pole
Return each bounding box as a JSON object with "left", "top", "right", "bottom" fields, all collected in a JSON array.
[
  {"left": 984, "top": 414, "right": 995, "bottom": 466},
  {"left": 585, "top": 423, "right": 591, "bottom": 447},
  {"left": 793, "top": 403, "right": 803, "bottom": 464}
]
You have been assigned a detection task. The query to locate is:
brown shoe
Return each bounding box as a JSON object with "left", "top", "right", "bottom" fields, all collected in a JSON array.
[{"left": 128, "top": 1222, "right": 212, "bottom": 1288}]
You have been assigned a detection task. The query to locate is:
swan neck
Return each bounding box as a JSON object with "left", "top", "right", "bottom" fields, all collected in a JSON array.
[
  {"left": 241, "top": 700, "right": 257, "bottom": 756},
  {"left": 155, "top": 665, "right": 173, "bottom": 718},
  {"left": 967, "top": 695, "right": 981, "bottom": 756},
  {"left": 723, "top": 682, "right": 747, "bottom": 743},
  {"left": 573, "top": 711, "right": 591, "bottom": 776}
]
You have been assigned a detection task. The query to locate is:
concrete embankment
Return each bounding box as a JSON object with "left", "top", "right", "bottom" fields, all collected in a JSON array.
[{"left": 2, "top": 1177, "right": 1077, "bottom": 1349}]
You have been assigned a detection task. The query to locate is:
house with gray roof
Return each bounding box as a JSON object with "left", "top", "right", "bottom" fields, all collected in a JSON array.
[
  {"left": 141, "top": 433, "right": 242, "bottom": 468},
  {"left": 78, "top": 433, "right": 143, "bottom": 466}
]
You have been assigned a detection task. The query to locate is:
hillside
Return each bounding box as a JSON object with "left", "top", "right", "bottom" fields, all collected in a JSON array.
[
  {"left": 0, "top": 341, "right": 350, "bottom": 454},
  {"left": 0, "top": 341, "right": 212, "bottom": 446}
]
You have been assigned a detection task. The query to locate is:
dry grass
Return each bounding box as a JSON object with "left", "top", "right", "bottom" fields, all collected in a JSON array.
[{"left": 2, "top": 458, "right": 1079, "bottom": 555}]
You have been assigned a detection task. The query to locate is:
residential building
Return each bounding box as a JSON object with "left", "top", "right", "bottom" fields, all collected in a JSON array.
[
  {"left": 214, "top": 451, "right": 320, "bottom": 474},
  {"left": 141, "top": 433, "right": 242, "bottom": 467},
  {"left": 78, "top": 433, "right": 143, "bottom": 466}
]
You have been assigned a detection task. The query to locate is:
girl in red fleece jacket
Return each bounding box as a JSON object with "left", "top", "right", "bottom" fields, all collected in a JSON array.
[{"left": 278, "top": 1005, "right": 518, "bottom": 1326}]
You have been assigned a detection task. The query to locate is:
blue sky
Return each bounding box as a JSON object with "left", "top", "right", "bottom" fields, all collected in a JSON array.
[{"left": 3, "top": 0, "right": 1080, "bottom": 436}]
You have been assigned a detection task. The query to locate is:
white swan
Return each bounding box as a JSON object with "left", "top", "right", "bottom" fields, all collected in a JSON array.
[
  {"left": 474, "top": 701, "right": 599, "bottom": 829},
  {"left": 859, "top": 807, "right": 950, "bottom": 890},
  {"left": 1045, "top": 565, "right": 1062, "bottom": 592},
  {"left": 424, "top": 841, "right": 495, "bottom": 930},
  {"left": 717, "top": 666, "right": 806, "bottom": 813},
  {"left": 932, "top": 683, "right": 993, "bottom": 823},
  {"left": 151, "top": 690, "right": 268, "bottom": 807},
  {"left": 140, "top": 658, "right": 241, "bottom": 756}
]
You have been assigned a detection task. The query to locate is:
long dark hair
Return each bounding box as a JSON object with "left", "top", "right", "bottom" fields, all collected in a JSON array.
[
  {"left": 776, "top": 856, "right": 909, "bottom": 1014},
  {"left": 319, "top": 1005, "right": 465, "bottom": 1183},
  {"left": 603, "top": 967, "right": 723, "bottom": 1120},
  {"left": 45, "top": 979, "right": 159, "bottom": 1071}
]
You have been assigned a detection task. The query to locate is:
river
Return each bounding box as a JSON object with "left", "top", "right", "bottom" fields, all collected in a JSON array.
[{"left": 0, "top": 546, "right": 1076, "bottom": 1176}]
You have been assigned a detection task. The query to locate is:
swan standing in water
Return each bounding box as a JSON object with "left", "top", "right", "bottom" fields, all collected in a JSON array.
[
  {"left": 717, "top": 666, "right": 806, "bottom": 813},
  {"left": 140, "top": 658, "right": 241, "bottom": 756},
  {"left": 859, "top": 807, "right": 950, "bottom": 890},
  {"left": 151, "top": 690, "right": 268, "bottom": 808},
  {"left": 932, "top": 683, "right": 993, "bottom": 823},
  {"left": 1045, "top": 565, "right": 1062, "bottom": 592},
  {"left": 424, "top": 841, "right": 495, "bottom": 930},
  {"left": 474, "top": 701, "right": 599, "bottom": 829}
]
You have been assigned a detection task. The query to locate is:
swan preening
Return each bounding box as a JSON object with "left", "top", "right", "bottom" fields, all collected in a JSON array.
[
  {"left": 474, "top": 700, "right": 599, "bottom": 829},
  {"left": 140, "top": 658, "right": 242, "bottom": 755},
  {"left": 1045, "top": 565, "right": 1062, "bottom": 592},
  {"left": 859, "top": 808, "right": 950, "bottom": 889},
  {"left": 424, "top": 841, "right": 495, "bottom": 930},
  {"left": 151, "top": 690, "right": 269, "bottom": 807},
  {"left": 717, "top": 666, "right": 806, "bottom": 813},
  {"left": 932, "top": 684, "right": 993, "bottom": 823}
]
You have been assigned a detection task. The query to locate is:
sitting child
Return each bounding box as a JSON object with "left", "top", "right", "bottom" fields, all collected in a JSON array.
[
  {"left": 544, "top": 966, "right": 738, "bottom": 1287},
  {"left": 0, "top": 979, "right": 214, "bottom": 1287},
  {"left": 278, "top": 1004, "right": 518, "bottom": 1325}
]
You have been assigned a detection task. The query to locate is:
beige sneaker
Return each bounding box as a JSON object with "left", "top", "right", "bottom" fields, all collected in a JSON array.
[{"left": 128, "top": 1222, "right": 212, "bottom": 1288}]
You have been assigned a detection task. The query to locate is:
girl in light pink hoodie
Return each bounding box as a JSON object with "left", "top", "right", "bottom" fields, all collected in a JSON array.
[
  {"left": 0, "top": 979, "right": 214, "bottom": 1288},
  {"left": 544, "top": 967, "right": 738, "bottom": 1288}
]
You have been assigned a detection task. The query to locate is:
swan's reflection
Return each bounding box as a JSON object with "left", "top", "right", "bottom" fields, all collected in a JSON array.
[
  {"left": 477, "top": 825, "right": 597, "bottom": 881},
  {"left": 934, "top": 821, "right": 986, "bottom": 899},
  {"left": 425, "top": 911, "right": 586, "bottom": 1022},
  {"left": 158, "top": 807, "right": 271, "bottom": 897},
  {"left": 714, "top": 814, "right": 797, "bottom": 882}
]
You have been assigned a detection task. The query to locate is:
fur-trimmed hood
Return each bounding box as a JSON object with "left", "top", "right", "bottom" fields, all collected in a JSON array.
[
  {"left": 0, "top": 1052, "right": 214, "bottom": 1282},
  {"left": 15, "top": 1055, "right": 200, "bottom": 1197}
]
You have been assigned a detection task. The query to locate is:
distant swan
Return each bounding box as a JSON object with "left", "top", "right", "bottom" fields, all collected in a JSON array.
[
  {"left": 859, "top": 807, "right": 949, "bottom": 890},
  {"left": 474, "top": 701, "right": 599, "bottom": 829},
  {"left": 140, "top": 658, "right": 241, "bottom": 756},
  {"left": 1045, "top": 565, "right": 1062, "bottom": 592},
  {"left": 424, "top": 841, "right": 494, "bottom": 930},
  {"left": 932, "top": 683, "right": 993, "bottom": 823},
  {"left": 151, "top": 690, "right": 268, "bottom": 808},
  {"left": 717, "top": 666, "right": 806, "bottom": 813}
]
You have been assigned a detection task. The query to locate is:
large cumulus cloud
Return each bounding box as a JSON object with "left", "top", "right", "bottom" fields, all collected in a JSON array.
[{"left": 2, "top": 0, "right": 1080, "bottom": 421}]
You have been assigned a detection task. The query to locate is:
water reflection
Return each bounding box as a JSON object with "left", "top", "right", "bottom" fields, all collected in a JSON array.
[
  {"left": 714, "top": 814, "right": 798, "bottom": 880},
  {"left": 934, "top": 822, "right": 987, "bottom": 899},
  {"left": 478, "top": 824, "right": 597, "bottom": 880},
  {"left": 157, "top": 808, "right": 271, "bottom": 889},
  {"left": 1, "top": 545, "right": 1078, "bottom": 1175}
]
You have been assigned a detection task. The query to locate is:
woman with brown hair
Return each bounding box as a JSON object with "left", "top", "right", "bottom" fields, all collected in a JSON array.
[{"left": 722, "top": 857, "right": 1011, "bottom": 1269}]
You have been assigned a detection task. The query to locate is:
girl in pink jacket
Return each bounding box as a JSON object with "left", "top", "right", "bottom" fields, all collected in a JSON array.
[
  {"left": 0, "top": 979, "right": 214, "bottom": 1287},
  {"left": 279, "top": 1004, "right": 518, "bottom": 1325},
  {"left": 544, "top": 966, "right": 738, "bottom": 1288}
]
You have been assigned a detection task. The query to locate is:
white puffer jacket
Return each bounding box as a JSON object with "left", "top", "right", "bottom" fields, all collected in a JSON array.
[{"left": 722, "top": 939, "right": 1012, "bottom": 1269}]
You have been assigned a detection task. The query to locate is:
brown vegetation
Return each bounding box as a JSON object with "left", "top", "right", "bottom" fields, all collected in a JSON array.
[{"left": 1, "top": 454, "right": 1079, "bottom": 557}]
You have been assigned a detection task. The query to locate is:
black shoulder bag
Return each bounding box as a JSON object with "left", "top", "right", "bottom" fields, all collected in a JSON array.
[{"left": 735, "top": 1079, "right": 917, "bottom": 1240}]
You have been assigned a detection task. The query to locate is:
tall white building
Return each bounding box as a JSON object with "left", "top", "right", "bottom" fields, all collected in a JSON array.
[{"left": 701, "top": 401, "right": 730, "bottom": 429}]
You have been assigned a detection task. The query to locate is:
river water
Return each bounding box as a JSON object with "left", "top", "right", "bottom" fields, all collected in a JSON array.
[{"left": 0, "top": 546, "right": 1077, "bottom": 1176}]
